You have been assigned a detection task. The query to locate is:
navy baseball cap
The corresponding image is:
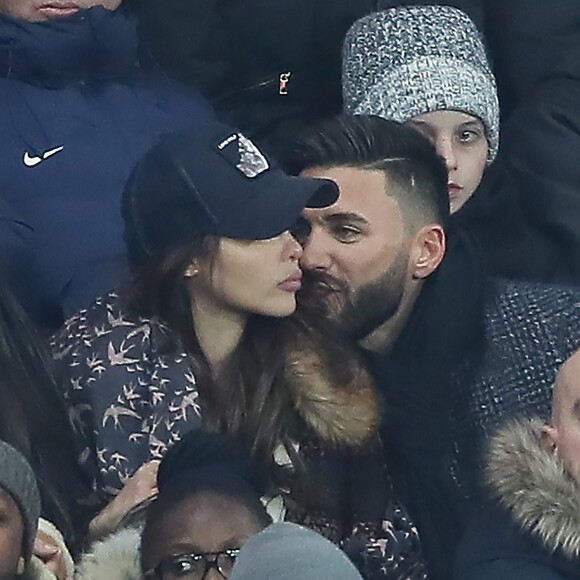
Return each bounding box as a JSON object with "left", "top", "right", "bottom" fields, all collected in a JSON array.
[{"left": 122, "top": 122, "right": 338, "bottom": 264}]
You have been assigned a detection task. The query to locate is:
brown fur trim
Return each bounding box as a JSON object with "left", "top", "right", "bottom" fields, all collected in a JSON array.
[
  {"left": 486, "top": 418, "right": 580, "bottom": 560},
  {"left": 284, "top": 345, "right": 379, "bottom": 446}
]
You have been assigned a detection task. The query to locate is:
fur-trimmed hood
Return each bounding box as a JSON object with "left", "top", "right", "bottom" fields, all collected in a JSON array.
[
  {"left": 75, "top": 527, "right": 141, "bottom": 580},
  {"left": 284, "top": 342, "right": 379, "bottom": 446},
  {"left": 486, "top": 418, "right": 580, "bottom": 561}
]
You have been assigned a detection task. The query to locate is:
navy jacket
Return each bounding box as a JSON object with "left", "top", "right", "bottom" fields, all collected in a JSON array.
[
  {"left": 457, "top": 510, "right": 579, "bottom": 580},
  {"left": 0, "top": 195, "right": 45, "bottom": 320},
  {"left": 0, "top": 7, "right": 213, "bottom": 327}
]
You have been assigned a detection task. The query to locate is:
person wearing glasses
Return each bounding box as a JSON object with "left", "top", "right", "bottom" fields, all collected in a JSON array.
[
  {"left": 140, "top": 430, "right": 271, "bottom": 580},
  {"left": 53, "top": 122, "right": 428, "bottom": 578},
  {"left": 75, "top": 430, "right": 270, "bottom": 580}
]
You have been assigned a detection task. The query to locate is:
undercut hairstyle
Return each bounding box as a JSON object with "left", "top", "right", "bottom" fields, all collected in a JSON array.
[{"left": 281, "top": 114, "right": 450, "bottom": 231}]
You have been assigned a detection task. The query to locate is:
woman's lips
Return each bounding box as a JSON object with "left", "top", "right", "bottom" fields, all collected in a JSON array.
[
  {"left": 38, "top": 3, "right": 80, "bottom": 18},
  {"left": 278, "top": 273, "right": 303, "bottom": 292}
]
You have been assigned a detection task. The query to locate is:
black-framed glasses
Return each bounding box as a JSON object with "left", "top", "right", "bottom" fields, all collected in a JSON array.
[{"left": 145, "top": 548, "right": 241, "bottom": 580}]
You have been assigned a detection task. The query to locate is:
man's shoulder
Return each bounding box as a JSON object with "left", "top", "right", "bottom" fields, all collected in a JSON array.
[
  {"left": 488, "top": 278, "right": 580, "bottom": 318},
  {"left": 484, "top": 278, "right": 580, "bottom": 364}
]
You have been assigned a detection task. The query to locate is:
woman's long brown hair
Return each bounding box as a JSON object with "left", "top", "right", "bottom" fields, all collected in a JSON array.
[{"left": 123, "top": 235, "right": 361, "bottom": 466}]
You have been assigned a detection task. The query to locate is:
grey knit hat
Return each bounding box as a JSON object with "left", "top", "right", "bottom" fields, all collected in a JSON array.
[
  {"left": 342, "top": 5, "right": 500, "bottom": 161},
  {"left": 230, "top": 522, "right": 363, "bottom": 580},
  {"left": 0, "top": 441, "right": 41, "bottom": 560}
]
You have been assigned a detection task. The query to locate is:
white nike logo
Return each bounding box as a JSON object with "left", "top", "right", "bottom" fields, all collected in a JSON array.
[{"left": 23, "top": 145, "right": 65, "bottom": 167}]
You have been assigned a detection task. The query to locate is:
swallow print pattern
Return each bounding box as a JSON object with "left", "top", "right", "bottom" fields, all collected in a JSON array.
[{"left": 51, "top": 292, "right": 203, "bottom": 503}]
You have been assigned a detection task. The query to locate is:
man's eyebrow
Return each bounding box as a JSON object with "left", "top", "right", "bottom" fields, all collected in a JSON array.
[{"left": 321, "top": 212, "right": 369, "bottom": 225}]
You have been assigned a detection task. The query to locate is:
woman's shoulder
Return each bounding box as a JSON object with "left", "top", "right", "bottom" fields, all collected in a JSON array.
[
  {"left": 51, "top": 291, "right": 167, "bottom": 359},
  {"left": 50, "top": 291, "right": 196, "bottom": 394}
]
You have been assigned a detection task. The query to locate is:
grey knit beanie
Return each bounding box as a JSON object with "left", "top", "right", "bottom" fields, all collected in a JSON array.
[
  {"left": 0, "top": 441, "right": 41, "bottom": 560},
  {"left": 342, "top": 5, "right": 500, "bottom": 161},
  {"left": 230, "top": 522, "right": 363, "bottom": 580}
]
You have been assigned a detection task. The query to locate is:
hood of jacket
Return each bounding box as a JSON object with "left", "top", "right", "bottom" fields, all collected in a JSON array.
[
  {"left": 75, "top": 526, "right": 141, "bottom": 580},
  {"left": 283, "top": 335, "right": 379, "bottom": 447},
  {"left": 0, "top": 6, "right": 137, "bottom": 87},
  {"left": 486, "top": 417, "right": 580, "bottom": 561}
]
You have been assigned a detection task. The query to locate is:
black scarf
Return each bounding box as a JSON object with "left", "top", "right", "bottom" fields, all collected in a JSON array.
[{"left": 365, "top": 224, "right": 488, "bottom": 580}]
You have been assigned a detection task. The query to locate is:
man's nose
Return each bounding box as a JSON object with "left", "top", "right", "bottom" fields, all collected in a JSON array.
[{"left": 299, "top": 231, "right": 332, "bottom": 270}]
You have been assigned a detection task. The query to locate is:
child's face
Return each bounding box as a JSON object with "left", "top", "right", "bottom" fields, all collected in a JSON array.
[
  {"left": 0, "top": 490, "right": 24, "bottom": 580},
  {"left": 142, "top": 491, "right": 266, "bottom": 579}
]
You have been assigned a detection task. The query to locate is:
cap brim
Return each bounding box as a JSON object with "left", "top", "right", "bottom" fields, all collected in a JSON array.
[{"left": 216, "top": 174, "right": 338, "bottom": 240}]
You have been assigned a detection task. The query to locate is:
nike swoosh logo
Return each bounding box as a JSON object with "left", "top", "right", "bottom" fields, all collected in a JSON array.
[{"left": 23, "top": 145, "right": 65, "bottom": 167}]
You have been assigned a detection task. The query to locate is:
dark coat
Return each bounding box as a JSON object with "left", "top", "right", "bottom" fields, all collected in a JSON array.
[
  {"left": 0, "top": 7, "right": 212, "bottom": 328},
  {"left": 52, "top": 292, "right": 428, "bottom": 580},
  {"left": 0, "top": 195, "right": 43, "bottom": 321},
  {"left": 495, "top": 47, "right": 580, "bottom": 283},
  {"left": 456, "top": 38, "right": 580, "bottom": 286},
  {"left": 367, "top": 233, "right": 580, "bottom": 580},
  {"left": 133, "top": 0, "right": 377, "bottom": 139},
  {"left": 455, "top": 419, "right": 580, "bottom": 579},
  {"left": 482, "top": 0, "right": 580, "bottom": 115},
  {"left": 456, "top": 1, "right": 580, "bottom": 285}
]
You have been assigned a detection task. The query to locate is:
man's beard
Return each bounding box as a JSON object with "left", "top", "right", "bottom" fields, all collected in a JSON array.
[{"left": 299, "top": 252, "right": 409, "bottom": 341}]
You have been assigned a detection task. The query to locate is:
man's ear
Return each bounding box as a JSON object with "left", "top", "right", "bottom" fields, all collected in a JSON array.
[
  {"left": 541, "top": 424, "right": 558, "bottom": 455},
  {"left": 411, "top": 224, "right": 446, "bottom": 280}
]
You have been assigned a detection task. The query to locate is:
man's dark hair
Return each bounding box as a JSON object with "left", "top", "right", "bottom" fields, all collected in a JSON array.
[{"left": 281, "top": 114, "right": 450, "bottom": 230}]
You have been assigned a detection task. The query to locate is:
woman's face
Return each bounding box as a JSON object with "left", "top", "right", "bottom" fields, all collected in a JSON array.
[
  {"left": 189, "top": 231, "right": 304, "bottom": 320},
  {"left": 0, "top": 490, "right": 23, "bottom": 580},
  {"left": 407, "top": 110, "right": 489, "bottom": 213},
  {"left": 0, "top": 0, "right": 121, "bottom": 21},
  {"left": 142, "top": 492, "right": 266, "bottom": 580}
]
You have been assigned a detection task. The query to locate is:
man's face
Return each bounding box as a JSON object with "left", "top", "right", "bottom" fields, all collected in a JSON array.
[
  {"left": 544, "top": 350, "right": 580, "bottom": 483},
  {"left": 0, "top": 0, "right": 121, "bottom": 21},
  {"left": 298, "top": 166, "right": 412, "bottom": 339}
]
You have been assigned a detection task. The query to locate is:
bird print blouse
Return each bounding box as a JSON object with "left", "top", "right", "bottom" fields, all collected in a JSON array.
[{"left": 51, "top": 292, "right": 204, "bottom": 505}]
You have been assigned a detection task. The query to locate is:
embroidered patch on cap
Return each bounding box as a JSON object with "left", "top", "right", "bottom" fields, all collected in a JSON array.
[{"left": 217, "top": 132, "right": 269, "bottom": 178}]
